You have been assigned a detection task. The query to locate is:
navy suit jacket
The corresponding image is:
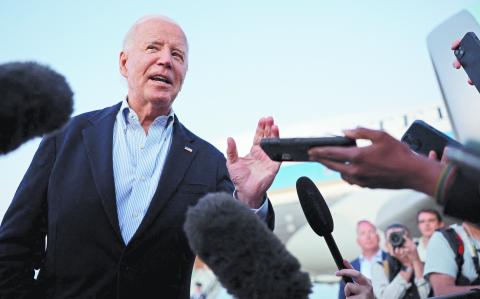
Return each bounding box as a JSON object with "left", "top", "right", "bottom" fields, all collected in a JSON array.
[
  {"left": 0, "top": 103, "right": 274, "bottom": 299},
  {"left": 337, "top": 251, "right": 387, "bottom": 299}
]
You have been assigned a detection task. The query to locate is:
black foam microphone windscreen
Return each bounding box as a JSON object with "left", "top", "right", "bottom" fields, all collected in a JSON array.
[
  {"left": 183, "top": 192, "right": 312, "bottom": 299},
  {"left": 296, "top": 176, "right": 353, "bottom": 283},
  {"left": 0, "top": 61, "right": 73, "bottom": 154}
]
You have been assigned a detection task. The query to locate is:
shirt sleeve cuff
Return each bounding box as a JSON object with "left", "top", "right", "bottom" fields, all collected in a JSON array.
[{"left": 233, "top": 190, "right": 269, "bottom": 222}]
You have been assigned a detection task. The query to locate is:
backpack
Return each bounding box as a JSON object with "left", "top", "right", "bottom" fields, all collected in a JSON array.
[{"left": 440, "top": 227, "right": 480, "bottom": 285}]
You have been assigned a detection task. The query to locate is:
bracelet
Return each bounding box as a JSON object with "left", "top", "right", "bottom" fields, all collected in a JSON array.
[{"left": 434, "top": 163, "right": 456, "bottom": 206}]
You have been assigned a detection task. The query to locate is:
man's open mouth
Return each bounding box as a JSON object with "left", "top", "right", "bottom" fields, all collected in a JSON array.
[{"left": 150, "top": 75, "right": 172, "bottom": 85}]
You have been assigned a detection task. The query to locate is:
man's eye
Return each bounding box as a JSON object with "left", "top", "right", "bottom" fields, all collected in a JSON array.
[
  {"left": 172, "top": 52, "right": 184, "bottom": 62},
  {"left": 146, "top": 45, "right": 157, "bottom": 52}
]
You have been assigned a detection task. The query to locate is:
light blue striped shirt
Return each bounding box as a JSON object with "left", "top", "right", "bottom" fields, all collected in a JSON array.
[
  {"left": 112, "top": 100, "right": 269, "bottom": 245},
  {"left": 112, "top": 100, "right": 174, "bottom": 244}
]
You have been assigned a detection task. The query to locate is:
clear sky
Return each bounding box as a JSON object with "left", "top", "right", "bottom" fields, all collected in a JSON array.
[{"left": 0, "top": 0, "right": 476, "bottom": 216}]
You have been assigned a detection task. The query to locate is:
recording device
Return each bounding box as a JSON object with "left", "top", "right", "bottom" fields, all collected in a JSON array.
[
  {"left": 295, "top": 176, "right": 353, "bottom": 283},
  {"left": 183, "top": 192, "right": 312, "bottom": 299},
  {"left": 454, "top": 32, "right": 480, "bottom": 93},
  {"left": 0, "top": 61, "right": 74, "bottom": 154},
  {"left": 389, "top": 230, "right": 406, "bottom": 248},
  {"left": 401, "top": 120, "right": 462, "bottom": 159},
  {"left": 260, "top": 136, "right": 356, "bottom": 162},
  {"left": 446, "top": 140, "right": 480, "bottom": 181}
]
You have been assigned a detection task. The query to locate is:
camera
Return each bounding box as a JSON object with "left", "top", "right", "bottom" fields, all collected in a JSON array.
[{"left": 389, "top": 231, "right": 405, "bottom": 248}]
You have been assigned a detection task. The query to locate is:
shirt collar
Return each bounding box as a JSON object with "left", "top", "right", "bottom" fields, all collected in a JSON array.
[
  {"left": 117, "top": 98, "right": 175, "bottom": 131},
  {"left": 359, "top": 249, "right": 383, "bottom": 262}
]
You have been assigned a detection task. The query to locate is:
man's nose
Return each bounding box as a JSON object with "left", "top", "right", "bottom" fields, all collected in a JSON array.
[{"left": 156, "top": 50, "right": 172, "bottom": 68}]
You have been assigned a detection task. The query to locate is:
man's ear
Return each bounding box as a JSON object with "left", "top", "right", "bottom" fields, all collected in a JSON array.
[{"left": 119, "top": 51, "right": 128, "bottom": 78}]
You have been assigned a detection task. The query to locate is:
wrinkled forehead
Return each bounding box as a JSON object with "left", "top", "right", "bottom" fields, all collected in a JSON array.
[{"left": 124, "top": 16, "right": 189, "bottom": 52}]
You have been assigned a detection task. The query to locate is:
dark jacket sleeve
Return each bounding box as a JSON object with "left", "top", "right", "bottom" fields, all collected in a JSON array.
[
  {"left": 0, "top": 136, "right": 55, "bottom": 298},
  {"left": 442, "top": 168, "right": 480, "bottom": 223}
]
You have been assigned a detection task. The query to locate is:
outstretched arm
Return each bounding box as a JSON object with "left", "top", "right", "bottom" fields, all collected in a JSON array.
[{"left": 308, "top": 127, "right": 443, "bottom": 194}]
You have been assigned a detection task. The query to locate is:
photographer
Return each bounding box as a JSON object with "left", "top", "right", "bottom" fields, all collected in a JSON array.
[{"left": 371, "top": 224, "right": 430, "bottom": 299}]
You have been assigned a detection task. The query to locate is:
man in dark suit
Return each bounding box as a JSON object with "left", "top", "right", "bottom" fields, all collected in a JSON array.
[
  {"left": 338, "top": 220, "right": 387, "bottom": 299},
  {"left": 0, "top": 15, "right": 280, "bottom": 299}
]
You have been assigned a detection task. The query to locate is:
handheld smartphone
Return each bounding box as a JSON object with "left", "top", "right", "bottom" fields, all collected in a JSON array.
[
  {"left": 454, "top": 32, "right": 480, "bottom": 93},
  {"left": 447, "top": 140, "right": 480, "bottom": 182},
  {"left": 401, "top": 120, "right": 462, "bottom": 159},
  {"left": 260, "top": 136, "right": 356, "bottom": 162}
]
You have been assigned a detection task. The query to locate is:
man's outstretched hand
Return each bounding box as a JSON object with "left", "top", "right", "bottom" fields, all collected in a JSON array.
[{"left": 226, "top": 116, "right": 281, "bottom": 208}]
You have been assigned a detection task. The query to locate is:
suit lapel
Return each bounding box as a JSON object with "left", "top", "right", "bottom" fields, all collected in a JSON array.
[
  {"left": 132, "top": 119, "right": 197, "bottom": 241},
  {"left": 82, "top": 103, "right": 123, "bottom": 242}
]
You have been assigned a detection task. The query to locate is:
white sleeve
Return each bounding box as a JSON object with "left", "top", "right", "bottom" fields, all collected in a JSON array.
[
  {"left": 371, "top": 262, "right": 410, "bottom": 299},
  {"left": 424, "top": 231, "right": 458, "bottom": 280},
  {"left": 414, "top": 276, "right": 431, "bottom": 299}
]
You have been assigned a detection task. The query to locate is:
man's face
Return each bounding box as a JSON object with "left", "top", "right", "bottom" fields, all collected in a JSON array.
[
  {"left": 417, "top": 212, "right": 442, "bottom": 238},
  {"left": 119, "top": 18, "right": 188, "bottom": 113},
  {"left": 356, "top": 222, "right": 380, "bottom": 253}
]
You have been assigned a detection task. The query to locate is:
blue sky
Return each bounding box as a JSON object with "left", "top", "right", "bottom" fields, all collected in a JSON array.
[{"left": 0, "top": 0, "right": 477, "bottom": 216}]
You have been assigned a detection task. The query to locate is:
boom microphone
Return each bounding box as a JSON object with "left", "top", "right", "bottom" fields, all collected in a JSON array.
[
  {"left": 296, "top": 176, "right": 353, "bottom": 283},
  {"left": 183, "top": 192, "right": 311, "bottom": 299},
  {"left": 0, "top": 61, "right": 74, "bottom": 154}
]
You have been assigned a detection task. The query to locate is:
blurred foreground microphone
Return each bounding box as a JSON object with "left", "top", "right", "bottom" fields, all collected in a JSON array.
[
  {"left": 0, "top": 61, "right": 73, "bottom": 154},
  {"left": 296, "top": 176, "right": 353, "bottom": 283},
  {"left": 183, "top": 192, "right": 311, "bottom": 299}
]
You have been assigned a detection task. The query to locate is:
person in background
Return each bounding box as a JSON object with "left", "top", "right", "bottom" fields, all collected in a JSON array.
[
  {"left": 424, "top": 221, "right": 480, "bottom": 296},
  {"left": 415, "top": 209, "right": 444, "bottom": 262},
  {"left": 371, "top": 224, "right": 430, "bottom": 299},
  {"left": 338, "top": 220, "right": 386, "bottom": 299}
]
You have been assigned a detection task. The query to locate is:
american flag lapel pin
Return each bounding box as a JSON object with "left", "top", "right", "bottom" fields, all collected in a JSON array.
[{"left": 184, "top": 146, "right": 193, "bottom": 153}]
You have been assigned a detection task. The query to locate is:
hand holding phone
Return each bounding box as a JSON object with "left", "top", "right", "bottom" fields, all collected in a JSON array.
[
  {"left": 401, "top": 120, "right": 462, "bottom": 159},
  {"left": 454, "top": 32, "right": 480, "bottom": 92},
  {"left": 260, "top": 136, "right": 356, "bottom": 162}
]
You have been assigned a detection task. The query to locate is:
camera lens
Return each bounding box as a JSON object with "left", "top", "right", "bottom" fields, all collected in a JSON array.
[{"left": 389, "top": 231, "right": 405, "bottom": 248}]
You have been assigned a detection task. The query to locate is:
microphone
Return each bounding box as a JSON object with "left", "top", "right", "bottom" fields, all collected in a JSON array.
[
  {"left": 0, "top": 61, "right": 74, "bottom": 154},
  {"left": 296, "top": 176, "right": 353, "bottom": 283},
  {"left": 183, "top": 192, "right": 312, "bottom": 299}
]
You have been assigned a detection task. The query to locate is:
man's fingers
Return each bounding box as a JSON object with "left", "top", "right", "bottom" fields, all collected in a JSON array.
[
  {"left": 253, "top": 117, "right": 266, "bottom": 145},
  {"left": 428, "top": 150, "right": 438, "bottom": 161},
  {"left": 313, "top": 158, "right": 352, "bottom": 174},
  {"left": 441, "top": 147, "right": 450, "bottom": 164},
  {"left": 264, "top": 117, "right": 273, "bottom": 137},
  {"left": 309, "top": 146, "right": 359, "bottom": 163},
  {"left": 453, "top": 60, "right": 462, "bottom": 69},
  {"left": 343, "top": 259, "right": 354, "bottom": 269},
  {"left": 342, "top": 127, "right": 384, "bottom": 141},
  {"left": 226, "top": 137, "right": 239, "bottom": 163},
  {"left": 271, "top": 124, "right": 280, "bottom": 138},
  {"left": 451, "top": 39, "right": 461, "bottom": 50},
  {"left": 253, "top": 116, "right": 276, "bottom": 145},
  {"left": 345, "top": 283, "right": 362, "bottom": 297}
]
